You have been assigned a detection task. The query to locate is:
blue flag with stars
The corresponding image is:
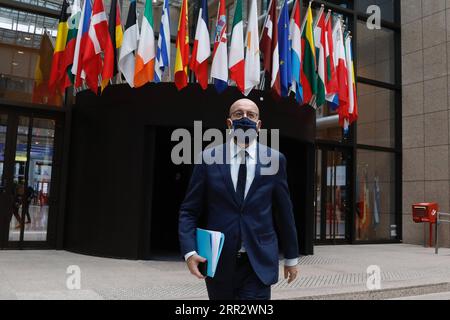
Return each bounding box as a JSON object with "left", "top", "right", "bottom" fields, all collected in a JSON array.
[{"left": 278, "top": 0, "right": 291, "bottom": 97}]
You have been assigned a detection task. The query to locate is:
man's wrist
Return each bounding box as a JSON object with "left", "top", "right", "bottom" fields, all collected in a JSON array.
[
  {"left": 284, "top": 257, "right": 299, "bottom": 267},
  {"left": 184, "top": 251, "right": 197, "bottom": 261}
]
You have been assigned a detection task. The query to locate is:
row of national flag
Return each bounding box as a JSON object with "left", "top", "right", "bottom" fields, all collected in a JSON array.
[
  {"left": 48, "top": 0, "right": 358, "bottom": 128},
  {"left": 259, "top": 0, "right": 358, "bottom": 129}
]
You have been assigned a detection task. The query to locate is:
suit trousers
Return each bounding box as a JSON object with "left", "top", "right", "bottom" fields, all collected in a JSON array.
[{"left": 205, "top": 252, "right": 271, "bottom": 300}]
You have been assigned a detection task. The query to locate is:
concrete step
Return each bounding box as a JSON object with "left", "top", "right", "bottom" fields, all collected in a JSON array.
[{"left": 288, "top": 282, "right": 450, "bottom": 300}]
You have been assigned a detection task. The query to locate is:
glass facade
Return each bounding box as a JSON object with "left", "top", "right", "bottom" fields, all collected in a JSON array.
[
  {"left": 0, "top": 2, "right": 63, "bottom": 106},
  {"left": 357, "top": 20, "right": 396, "bottom": 84},
  {"left": 357, "top": 83, "right": 395, "bottom": 148},
  {"left": 356, "top": 150, "right": 396, "bottom": 241},
  {"left": 313, "top": 0, "right": 401, "bottom": 244},
  {"left": 0, "top": 0, "right": 401, "bottom": 249}
]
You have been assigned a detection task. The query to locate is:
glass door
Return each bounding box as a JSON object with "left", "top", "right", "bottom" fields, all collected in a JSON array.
[
  {"left": 0, "top": 113, "right": 10, "bottom": 246},
  {"left": 315, "top": 146, "right": 351, "bottom": 243},
  {"left": 0, "top": 113, "right": 58, "bottom": 248}
]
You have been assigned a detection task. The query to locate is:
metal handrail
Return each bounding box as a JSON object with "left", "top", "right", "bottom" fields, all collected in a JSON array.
[{"left": 435, "top": 212, "right": 450, "bottom": 254}]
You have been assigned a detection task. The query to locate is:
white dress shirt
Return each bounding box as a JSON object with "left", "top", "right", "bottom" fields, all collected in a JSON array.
[{"left": 185, "top": 140, "right": 298, "bottom": 267}]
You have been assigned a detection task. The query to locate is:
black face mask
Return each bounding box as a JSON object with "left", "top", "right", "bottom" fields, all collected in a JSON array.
[
  {"left": 232, "top": 117, "right": 258, "bottom": 131},
  {"left": 232, "top": 117, "right": 258, "bottom": 144}
]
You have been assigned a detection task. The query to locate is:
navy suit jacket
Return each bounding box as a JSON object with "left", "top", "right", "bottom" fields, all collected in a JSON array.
[{"left": 178, "top": 143, "right": 299, "bottom": 286}]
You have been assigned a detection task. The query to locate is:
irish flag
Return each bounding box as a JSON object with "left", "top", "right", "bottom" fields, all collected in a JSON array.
[
  {"left": 134, "top": 0, "right": 155, "bottom": 87},
  {"left": 229, "top": 0, "right": 244, "bottom": 94},
  {"left": 300, "top": 3, "right": 317, "bottom": 106}
]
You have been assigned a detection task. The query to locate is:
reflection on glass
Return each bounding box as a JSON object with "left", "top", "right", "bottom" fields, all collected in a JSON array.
[
  {"left": 315, "top": 149, "right": 322, "bottom": 240},
  {"left": 0, "top": 5, "right": 63, "bottom": 106},
  {"left": 316, "top": 103, "right": 343, "bottom": 141},
  {"left": 9, "top": 117, "right": 30, "bottom": 241},
  {"left": 356, "top": 150, "right": 396, "bottom": 241},
  {"left": 357, "top": 20, "right": 395, "bottom": 84},
  {"left": 357, "top": 83, "right": 395, "bottom": 148},
  {"left": 24, "top": 118, "right": 55, "bottom": 241},
  {"left": 8, "top": 117, "right": 54, "bottom": 242},
  {"left": 325, "top": 150, "right": 347, "bottom": 240},
  {"left": 315, "top": 148, "right": 348, "bottom": 242},
  {"left": 0, "top": 114, "right": 7, "bottom": 189}
]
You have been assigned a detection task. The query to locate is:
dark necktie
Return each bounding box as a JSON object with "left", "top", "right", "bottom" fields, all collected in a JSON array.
[{"left": 236, "top": 150, "right": 248, "bottom": 205}]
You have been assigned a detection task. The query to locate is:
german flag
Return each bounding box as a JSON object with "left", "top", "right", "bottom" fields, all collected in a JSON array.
[
  {"left": 101, "top": 0, "right": 123, "bottom": 91},
  {"left": 49, "top": 0, "right": 70, "bottom": 94}
]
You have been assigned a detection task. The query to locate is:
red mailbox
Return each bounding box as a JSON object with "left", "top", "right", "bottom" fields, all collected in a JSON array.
[{"left": 412, "top": 203, "right": 438, "bottom": 223}]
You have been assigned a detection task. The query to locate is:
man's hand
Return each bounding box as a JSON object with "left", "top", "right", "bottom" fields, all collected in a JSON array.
[
  {"left": 187, "top": 254, "right": 207, "bottom": 279},
  {"left": 284, "top": 265, "right": 299, "bottom": 284}
]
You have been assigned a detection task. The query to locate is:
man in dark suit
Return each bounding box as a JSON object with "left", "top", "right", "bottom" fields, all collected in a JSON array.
[{"left": 178, "top": 99, "right": 299, "bottom": 300}]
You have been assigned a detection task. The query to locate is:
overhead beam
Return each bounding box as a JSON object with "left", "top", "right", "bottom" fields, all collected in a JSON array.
[{"left": 0, "top": 0, "right": 59, "bottom": 19}]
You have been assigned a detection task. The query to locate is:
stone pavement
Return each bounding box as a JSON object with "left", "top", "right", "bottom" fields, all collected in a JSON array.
[{"left": 1, "top": 244, "right": 450, "bottom": 300}]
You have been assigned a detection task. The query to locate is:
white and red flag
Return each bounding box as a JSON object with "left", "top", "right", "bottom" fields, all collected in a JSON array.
[
  {"left": 260, "top": 0, "right": 280, "bottom": 97},
  {"left": 82, "top": 0, "right": 114, "bottom": 94},
  {"left": 190, "top": 0, "right": 210, "bottom": 89}
]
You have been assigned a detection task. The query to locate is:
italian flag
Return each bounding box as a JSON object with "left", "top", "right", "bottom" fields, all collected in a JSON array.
[
  {"left": 300, "top": 3, "right": 317, "bottom": 106},
  {"left": 134, "top": 0, "right": 155, "bottom": 87},
  {"left": 228, "top": 0, "right": 244, "bottom": 94}
]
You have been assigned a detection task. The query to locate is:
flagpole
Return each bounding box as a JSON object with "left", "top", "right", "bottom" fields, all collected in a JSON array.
[
  {"left": 300, "top": 1, "right": 312, "bottom": 35},
  {"left": 259, "top": 0, "right": 273, "bottom": 42},
  {"left": 313, "top": 4, "right": 325, "bottom": 29},
  {"left": 259, "top": 0, "right": 273, "bottom": 91},
  {"left": 325, "top": 9, "right": 331, "bottom": 24}
]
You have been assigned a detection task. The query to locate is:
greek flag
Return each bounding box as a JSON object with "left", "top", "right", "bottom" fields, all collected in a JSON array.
[{"left": 155, "top": 0, "right": 170, "bottom": 82}]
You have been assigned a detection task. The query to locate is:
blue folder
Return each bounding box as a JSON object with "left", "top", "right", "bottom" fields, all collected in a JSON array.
[{"left": 196, "top": 228, "right": 225, "bottom": 278}]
